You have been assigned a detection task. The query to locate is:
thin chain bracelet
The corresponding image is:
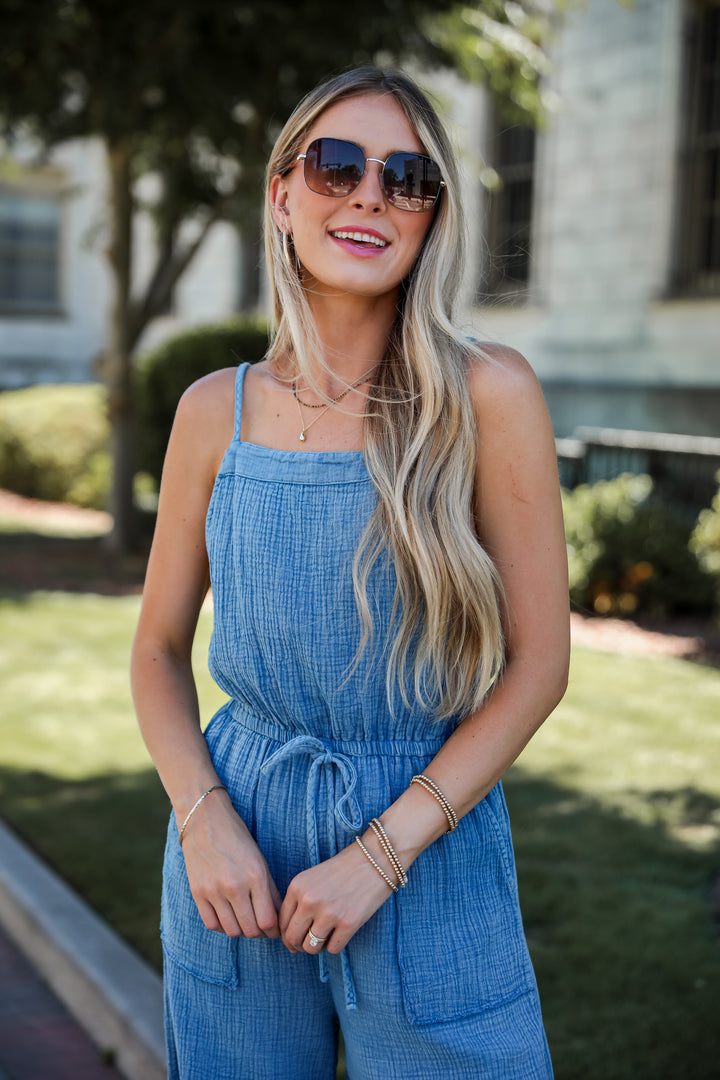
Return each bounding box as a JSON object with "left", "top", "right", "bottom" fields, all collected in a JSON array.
[
  {"left": 354, "top": 836, "right": 399, "bottom": 893},
  {"left": 409, "top": 774, "right": 459, "bottom": 833},
  {"left": 178, "top": 785, "right": 227, "bottom": 845},
  {"left": 369, "top": 818, "right": 408, "bottom": 887}
]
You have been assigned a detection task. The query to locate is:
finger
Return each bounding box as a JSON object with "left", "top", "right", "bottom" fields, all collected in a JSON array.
[
  {"left": 282, "top": 911, "right": 313, "bottom": 953},
  {"left": 210, "top": 898, "right": 244, "bottom": 938},
  {"left": 196, "top": 899, "right": 224, "bottom": 933},
  {"left": 278, "top": 895, "right": 297, "bottom": 939},
  {"left": 251, "top": 888, "right": 281, "bottom": 939},
  {"left": 225, "top": 896, "right": 265, "bottom": 939},
  {"left": 303, "top": 926, "right": 331, "bottom": 954}
]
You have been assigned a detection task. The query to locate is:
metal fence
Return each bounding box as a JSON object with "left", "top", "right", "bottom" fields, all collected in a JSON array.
[{"left": 556, "top": 427, "right": 720, "bottom": 517}]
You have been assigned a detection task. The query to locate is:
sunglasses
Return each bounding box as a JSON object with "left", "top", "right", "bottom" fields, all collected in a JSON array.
[{"left": 294, "top": 137, "right": 445, "bottom": 213}]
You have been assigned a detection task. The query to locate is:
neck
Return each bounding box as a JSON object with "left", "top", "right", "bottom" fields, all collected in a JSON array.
[{"left": 302, "top": 285, "right": 399, "bottom": 390}]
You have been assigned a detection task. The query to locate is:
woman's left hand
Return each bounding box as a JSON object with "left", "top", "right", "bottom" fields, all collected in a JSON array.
[{"left": 279, "top": 840, "right": 395, "bottom": 954}]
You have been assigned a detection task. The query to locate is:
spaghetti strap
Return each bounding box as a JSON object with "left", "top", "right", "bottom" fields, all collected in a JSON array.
[{"left": 233, "top": 362, "right": 250, "bottom": 442}]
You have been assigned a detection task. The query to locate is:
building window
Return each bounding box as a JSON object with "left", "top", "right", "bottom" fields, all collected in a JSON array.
[
  {"left": 673, "top": 2, "right": 720, "bottom": 296},
  {"left": 481, "top": 122, "right": 536, "bottom": 299},
  {"left": 0, "top": 191, "right": 62, "bottom": 314}
]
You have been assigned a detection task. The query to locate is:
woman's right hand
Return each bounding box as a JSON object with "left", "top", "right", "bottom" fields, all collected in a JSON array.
[{"left": 178, "top": 789, "right": 283, "bottom": 939}]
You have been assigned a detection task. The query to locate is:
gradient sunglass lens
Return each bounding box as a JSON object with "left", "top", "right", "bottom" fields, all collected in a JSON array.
[
  {"left": 382, "top": 153, "right": 443, "bottom": 212},
  {"left": 304, "top": 138, "right": 366, "bottom": 198}
]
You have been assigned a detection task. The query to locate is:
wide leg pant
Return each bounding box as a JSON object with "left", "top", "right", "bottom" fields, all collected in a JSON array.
[{"left": 161, "top": 704, "right": 554, "bottom": 1080}]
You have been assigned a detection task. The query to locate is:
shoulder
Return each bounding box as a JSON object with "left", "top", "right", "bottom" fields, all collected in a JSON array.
[
  {"left": 170, "top": 366, "right": 238, "bottom": 478},
  {"left": 465, "top": 341, "right": 543, "bottom": 407},
  {"left": 464, "top": 341, "right": 550, "bottom": 438}
]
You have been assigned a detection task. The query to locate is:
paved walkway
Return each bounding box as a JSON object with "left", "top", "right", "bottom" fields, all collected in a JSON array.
[{"left": 0, "top": 924, "right": 120, "bottom": 1080}]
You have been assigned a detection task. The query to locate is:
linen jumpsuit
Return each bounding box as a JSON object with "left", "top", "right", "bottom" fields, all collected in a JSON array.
[{"left": 161, "top": 362, "right": 554, "bottom": 1080}]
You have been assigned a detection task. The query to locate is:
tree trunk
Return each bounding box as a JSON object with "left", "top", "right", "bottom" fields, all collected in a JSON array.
[{"left": 104, "top": 140, "right": 138, "bottom": 553}]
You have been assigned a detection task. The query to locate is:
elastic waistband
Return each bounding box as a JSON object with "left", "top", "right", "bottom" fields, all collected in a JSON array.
[{"left": 226, "top": 700, "right": 451, "bottom": 757}]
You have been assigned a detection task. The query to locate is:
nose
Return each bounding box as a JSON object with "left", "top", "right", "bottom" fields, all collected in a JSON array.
[{"left": 349, "top": 159, "right": 386, "bottom": 212}]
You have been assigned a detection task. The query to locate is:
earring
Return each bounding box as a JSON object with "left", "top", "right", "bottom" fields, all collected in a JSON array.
[{"left": 282, "top": 228, "right": 301, "bottom": 274}]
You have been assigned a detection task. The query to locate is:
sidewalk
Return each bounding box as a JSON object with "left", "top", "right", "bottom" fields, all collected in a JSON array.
[
  {"left": 0, "top": 819, "right": 165, "bottom": 1080},
  {"left": 0, "top": 922, "right": 120, "bottom": 1079}
]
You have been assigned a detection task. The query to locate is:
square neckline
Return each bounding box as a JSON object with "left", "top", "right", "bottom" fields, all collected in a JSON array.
[{"left": 237, "top": 362, "right": 367, "bottom": 460}]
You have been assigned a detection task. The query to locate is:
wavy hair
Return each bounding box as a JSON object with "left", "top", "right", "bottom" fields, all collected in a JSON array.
[{"left": 263, "top": 67, "right": 505, "bottom": 720}]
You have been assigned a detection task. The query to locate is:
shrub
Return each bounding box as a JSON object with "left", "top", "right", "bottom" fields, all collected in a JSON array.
[
  {"left": 690, "top": 470, "right": 720, "bottom": 616},
  {"left": 562, "top": 473, "right": 712, "bottom": 617},
  {"left": 134, "top": 316, "right": 270, "bottom": 485},
  {"left": 0, "top": 383, "right": 110, "bottom": 509}
]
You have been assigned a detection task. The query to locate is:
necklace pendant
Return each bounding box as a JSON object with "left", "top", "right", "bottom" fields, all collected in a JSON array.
[{"left": 299, "top": 430, "right": 306, "bottom": 442}]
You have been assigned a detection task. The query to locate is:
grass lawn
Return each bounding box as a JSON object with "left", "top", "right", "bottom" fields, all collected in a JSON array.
[{"left": 0, "top": 589, "right": 718, "bottom": 1079}]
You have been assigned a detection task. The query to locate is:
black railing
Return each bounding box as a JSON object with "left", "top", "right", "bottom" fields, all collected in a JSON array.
[{"left": 556, "top": 427, "right": 720, "bottom": 517}]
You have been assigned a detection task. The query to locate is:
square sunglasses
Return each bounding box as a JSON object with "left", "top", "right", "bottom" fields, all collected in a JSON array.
[{"left": 293, "top": 137, "right": 445, "bottom": 213}]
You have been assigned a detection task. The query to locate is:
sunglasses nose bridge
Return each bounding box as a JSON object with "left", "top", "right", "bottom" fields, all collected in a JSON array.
[{"left": 350, "top": 155, "right": 387, "bottom": 204}]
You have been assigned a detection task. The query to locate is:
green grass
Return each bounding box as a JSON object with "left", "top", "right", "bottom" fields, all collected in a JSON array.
[{"left": 0, "top": 591, "right": 718, "bottom": 1079}]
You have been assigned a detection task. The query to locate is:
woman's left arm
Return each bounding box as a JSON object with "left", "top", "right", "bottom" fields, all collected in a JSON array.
[{"left": 279, "top": 346, "right": 570, "bottom": 953}]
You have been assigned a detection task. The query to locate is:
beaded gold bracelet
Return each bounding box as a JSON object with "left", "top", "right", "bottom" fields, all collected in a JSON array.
[
  {"left": 178, "top": 784, "right": 227, "bottom": 845},
  {"left": 409, "top": 774, "right": 459, "bottom": 833},
  {"left": 354, "top": 836, "right": 399, "bottom": 893},
  {"left": 369, "top": 818, "right": 408, "bottom": 887}
]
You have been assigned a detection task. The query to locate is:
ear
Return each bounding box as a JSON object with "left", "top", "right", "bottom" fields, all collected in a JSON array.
[{"left": 270, "top": 174, "right": 291, "bottom": 231}]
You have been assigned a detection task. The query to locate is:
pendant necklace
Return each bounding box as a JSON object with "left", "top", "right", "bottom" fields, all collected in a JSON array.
[{"left": 292, "top": 368, "right": 375, "bottom": 442}]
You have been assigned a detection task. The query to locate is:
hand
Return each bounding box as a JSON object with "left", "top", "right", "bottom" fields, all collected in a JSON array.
[
  {"left": 279, "top": 839, "right": 395, "bottom": 955},
  {"left": 180, "top": 790, "right": 283, "bottom": 939}
]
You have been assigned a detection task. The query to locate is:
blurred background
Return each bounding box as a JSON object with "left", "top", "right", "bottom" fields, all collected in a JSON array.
[{"left": 0, "top": 1, "right": 719, "bottom": 1078}]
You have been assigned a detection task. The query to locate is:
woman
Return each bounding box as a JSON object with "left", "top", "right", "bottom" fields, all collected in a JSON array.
[{"left": 131, "top": 67, "right": 569, "bottom": 1080}]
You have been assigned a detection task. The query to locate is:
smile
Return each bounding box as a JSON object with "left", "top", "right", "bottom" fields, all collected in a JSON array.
[{"left": 329, "top": 230, "right": 389, "bottom": 248}]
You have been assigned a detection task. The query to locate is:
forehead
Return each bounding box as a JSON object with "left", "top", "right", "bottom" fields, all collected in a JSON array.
[{"left": 305, "top": 94, "right": 424, "bottom": 154}]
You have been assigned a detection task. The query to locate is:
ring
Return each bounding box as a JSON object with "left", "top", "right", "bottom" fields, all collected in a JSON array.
[{"left": 308, "top": 931, "right": 326, "bottom": 948}]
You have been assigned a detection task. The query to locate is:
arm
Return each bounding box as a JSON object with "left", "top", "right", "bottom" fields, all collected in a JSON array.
[
  {"left": 279, "top": 346, "right": 570, "bottom": 953},
  {"left": 131, "top": 370, "right": 282, "bottom": 939}
]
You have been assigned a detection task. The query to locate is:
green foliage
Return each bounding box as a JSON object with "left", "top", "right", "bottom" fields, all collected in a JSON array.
[
  {"left": 0, "top": 383, "right": 110, "bottom": 508},
  {"left": 134, "top": 316, "right": 269, "bottom": 484},
  {"left": 690, "top": 469, "right": 720, "bottom": 615},
  {"left": 563, "top": 473, "right": 712, "bottom": 617}
]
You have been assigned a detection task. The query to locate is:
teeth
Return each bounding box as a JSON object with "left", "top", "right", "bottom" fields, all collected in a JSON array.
[{"left": 331, "top": 230, "right": 388, "bottom": 247}]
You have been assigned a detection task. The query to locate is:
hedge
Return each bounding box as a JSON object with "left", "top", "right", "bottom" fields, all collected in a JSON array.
[
  {"left": 0, "top": 382, "right": 110, "bottom": 509},
  {"left": 134, "top": 316, "right": 269, "bottom": 485}
]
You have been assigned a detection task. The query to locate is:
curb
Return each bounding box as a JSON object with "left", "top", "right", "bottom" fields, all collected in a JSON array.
[{"left": 0, "top": 818, "right": 165, "bottom": 1080}]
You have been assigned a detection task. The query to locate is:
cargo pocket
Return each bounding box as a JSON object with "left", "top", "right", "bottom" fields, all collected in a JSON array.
[
  {"left": 160, "top": 818, "right": 240, "bottom": 989},
  {"left": 396, "top": 784, "right": 535, "bottom": 1024}
]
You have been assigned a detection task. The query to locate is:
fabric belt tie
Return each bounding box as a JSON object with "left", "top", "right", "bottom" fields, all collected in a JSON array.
[{"left": 260, "top": 735, "right": 364, "bottom": 1010}]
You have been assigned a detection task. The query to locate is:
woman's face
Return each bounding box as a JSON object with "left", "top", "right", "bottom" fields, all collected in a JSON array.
[{"left": 270, "top": 94, "right": 438, "bottom": 303}]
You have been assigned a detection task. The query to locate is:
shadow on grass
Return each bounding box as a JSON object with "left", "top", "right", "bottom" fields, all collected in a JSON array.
[
  {"left": 0, "top": 765, "right": 168, "bottom": 968},
  {"left": 505, "top": 768, "right": 720, "bottom": 1080},
  {"left": 0, "top": 763, "right": 718, "bottom": 1080},
  {"left": 0, "top": 529, "right": 150, "bottom": 597}
]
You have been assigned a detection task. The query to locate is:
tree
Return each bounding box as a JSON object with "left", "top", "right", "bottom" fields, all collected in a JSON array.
[{"left": 0, "top": 0, "right": 556, "bottom": 550}]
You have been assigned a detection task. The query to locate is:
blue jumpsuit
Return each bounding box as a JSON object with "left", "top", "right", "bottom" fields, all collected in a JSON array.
[{"left": 161, "top": 362, "right": 554, "bottom": 1079}]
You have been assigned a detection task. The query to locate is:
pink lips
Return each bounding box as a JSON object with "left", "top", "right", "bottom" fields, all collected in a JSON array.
[{"left": 328, "top": 225, "right": 391, "bottom": 257}]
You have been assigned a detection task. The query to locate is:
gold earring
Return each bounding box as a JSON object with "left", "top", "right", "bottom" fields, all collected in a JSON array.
[{"left": 282, "top": 229, "right": 294, "bottom": 270}]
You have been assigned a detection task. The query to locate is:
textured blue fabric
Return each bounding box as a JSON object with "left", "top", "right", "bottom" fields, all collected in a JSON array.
[{"left": 160, "top": 362, "right": 554, "bottom": 1078}]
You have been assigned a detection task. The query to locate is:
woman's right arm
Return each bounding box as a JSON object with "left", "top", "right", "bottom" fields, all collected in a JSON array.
[{"left": 130, "top": 370, "right": 282, "bottom": 939}]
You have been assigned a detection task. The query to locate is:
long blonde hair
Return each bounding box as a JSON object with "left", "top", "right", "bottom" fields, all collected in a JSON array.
[{"left": 263, "top": 68, "right": 505, "bottom": 720}]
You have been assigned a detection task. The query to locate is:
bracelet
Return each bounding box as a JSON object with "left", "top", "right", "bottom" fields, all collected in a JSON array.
[
  {"left": 178, "top": 785, "right": 227, "bottom": 845},
  {"left": 409, "top": 774, "right": 459, "bottom": 833},
  {"left": 369, "top": 818, "right": 408, "bottom": 887},
  {"left": 354, "top": 836, "right": 399, "bottom": 893}
]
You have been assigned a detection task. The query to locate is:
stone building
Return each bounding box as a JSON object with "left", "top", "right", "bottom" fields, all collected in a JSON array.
[{"left": 1, "top": 0, "right": 718, "bottom": 440}]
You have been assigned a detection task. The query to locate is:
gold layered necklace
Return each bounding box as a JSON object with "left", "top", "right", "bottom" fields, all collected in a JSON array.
[{"left": 291, "top": 368, "right": 375, "bottom": 442}]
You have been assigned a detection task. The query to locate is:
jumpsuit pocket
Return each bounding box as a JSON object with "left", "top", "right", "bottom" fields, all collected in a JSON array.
[
  {"left": 396, "top": 784, "right": 535, "bottom": 1024},
  {"left": 160, "top": 818, "right": 240, "bottom": 989}
]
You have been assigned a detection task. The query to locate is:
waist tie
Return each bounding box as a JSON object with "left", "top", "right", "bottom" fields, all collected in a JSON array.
[{"left": 260, "top": 735, "right": 364, "bottom": 1010}]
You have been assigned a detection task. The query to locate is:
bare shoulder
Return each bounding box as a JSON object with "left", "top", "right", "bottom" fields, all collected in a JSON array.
[
  {"left": 466, "top": 340, "right": 542, "bottom": 405},
  {"left": 171, "top": 366, "right": 238, "bottom": 476}
]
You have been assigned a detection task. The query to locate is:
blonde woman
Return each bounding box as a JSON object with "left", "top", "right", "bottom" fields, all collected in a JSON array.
[{"left": 131, "top": 67, "right": 569, "bottom": 1079}]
